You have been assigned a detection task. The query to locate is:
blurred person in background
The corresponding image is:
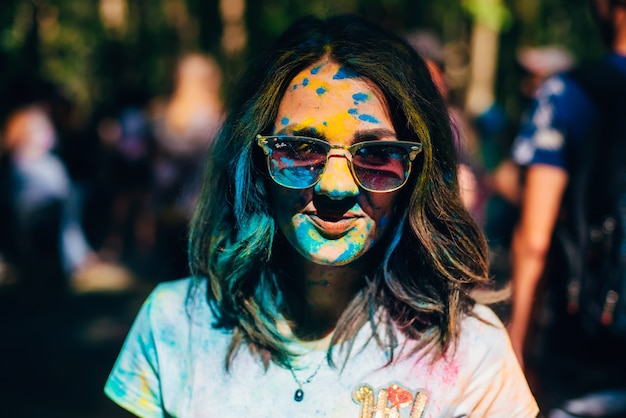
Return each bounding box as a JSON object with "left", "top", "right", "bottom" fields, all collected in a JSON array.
[
  {"left": 489, "top": 44, "right": 575, "bottom": 209},
  {"left": 0, "top": 104, "right": 94, "bottom": 296},
  {"left": 150, "top": 52, "right": 224, "bottom": 219},
  {"left": 483, "top": 45, "right": 575, "bottom": 289},
  {"left": 97, "top": 105, "right": 156, "bottom": 264},
  {"left": 104, "top": 15, "right": 537, "bottom": 417},
  {"left": 147, "top": 52, "right": 224, "bottom": 277},
  {"left": 508, "top": 0, "right": 626, "bottom": 415}
]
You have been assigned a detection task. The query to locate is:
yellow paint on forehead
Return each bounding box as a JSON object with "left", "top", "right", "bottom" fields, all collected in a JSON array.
[{"left": 278, "top": 60, "right": 390, "bottom": 143}]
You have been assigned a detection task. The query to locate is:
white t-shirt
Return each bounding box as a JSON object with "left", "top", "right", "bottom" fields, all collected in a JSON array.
[{"left": 105, "top": 278, "right": 539, "bottom": 417}]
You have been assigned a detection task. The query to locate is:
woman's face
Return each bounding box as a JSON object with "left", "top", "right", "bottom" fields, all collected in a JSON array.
[{"left": 267, "top": 59, "right": 403, "bottom": 266}]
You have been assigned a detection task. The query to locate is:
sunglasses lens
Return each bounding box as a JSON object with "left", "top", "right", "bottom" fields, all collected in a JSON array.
[
  {"left": 352, "top": 144, "right": 410, "bottom": 191},
  {"left": 268, "top": 138, "right": 326, "bottom": 188}
]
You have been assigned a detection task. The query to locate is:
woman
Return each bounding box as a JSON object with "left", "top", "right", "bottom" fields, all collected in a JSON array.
[{"left": 105, "top": 15, "right": 538, "bottom": 417}]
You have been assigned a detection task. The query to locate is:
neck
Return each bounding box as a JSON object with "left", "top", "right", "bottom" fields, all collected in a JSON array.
[{"left": 279, "top": 251, "right": 372, "bottom": 344}]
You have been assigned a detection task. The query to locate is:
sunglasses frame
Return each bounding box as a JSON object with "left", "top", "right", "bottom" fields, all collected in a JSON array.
[{"left": 256, "top": 134, "right": 422, "bottom": 193}]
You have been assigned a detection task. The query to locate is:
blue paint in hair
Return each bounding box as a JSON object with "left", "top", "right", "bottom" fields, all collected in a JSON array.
[
  {"left": 382, "top": 211, "right": 406, "bottom": 273},
  {"left": 333, "top": 67, "right": 358, "bottom": 80}
]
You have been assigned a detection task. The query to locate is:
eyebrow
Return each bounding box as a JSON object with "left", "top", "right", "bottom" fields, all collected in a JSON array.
[{"left": 280, "top": 127, "right": 398, "bottom": 143}]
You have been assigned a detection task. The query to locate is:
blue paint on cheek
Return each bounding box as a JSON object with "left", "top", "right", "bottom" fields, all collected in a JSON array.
[
  {"left": 281, "top": 117, "right": 289, "bottom": 126},
  {"left": 359, "top": 114, "right": 380, "bottom": 124},
  {"left": 292, "top": 84, "right": 298, "bottom": 90},
  {"left": 352, "top": 92, "right": 369, "bottom": 104},
  {"left": 316, "top": 87, "right": 326, "bottom": 96},
  {"left": 303, "top": 78, "right": 309, "bottom": 86},
  {"left": 323, "top": 121, "right": 328, "bottom": 126},
  {"left": 333, "top": 67, "right": 358, "bottom": 79},
  {"left": 311, "top": 65, "right": 322, "bottom": 74},
  {"left": 348, "top": 108, "right": 358, "bottom": 115}
]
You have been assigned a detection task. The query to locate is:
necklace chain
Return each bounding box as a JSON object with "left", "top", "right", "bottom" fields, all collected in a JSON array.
[{"left": 288, "top": 358, "right": 326, "bottom": 402}]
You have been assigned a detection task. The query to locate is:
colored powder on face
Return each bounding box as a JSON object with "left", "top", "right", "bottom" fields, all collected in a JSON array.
[
  {"left": 323, "top": 121, "right": 328, "bottom": 126},
  {"left": 352, "top": 92, "right": 369, "bottom": 104},
  {"left": 302, "top": 78, "right": 309, "bottom": 86},
  {"left": 348, "top": 108, "right": 358, "bottom": 115},
  {"left": 311, "top": 65, "right": 322, "bottom": 74},
  {"left": 292, "top": 84, "right": 298, "bottom": 90},
  {"left": 334, "top": 240, "right": 363, "bottom": 264},
  {"left": 316, "top": 87, "right": 327, "bottom": 96},
  {"left": 333, "top": 66, "right": 358, "bottom": 80},
  {"left": 281, "top": 117, "right": 289, "bottom": 126},
  {"left": 359, "top": 114, "right": 380, "bottom": 124}
]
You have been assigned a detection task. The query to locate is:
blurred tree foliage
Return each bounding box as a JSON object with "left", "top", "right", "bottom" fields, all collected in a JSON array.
[{"left": 0, "top": 0, "right": 605, "bottom": 136}]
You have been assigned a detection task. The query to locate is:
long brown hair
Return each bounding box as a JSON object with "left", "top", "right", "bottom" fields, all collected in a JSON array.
[{"left": 188, "top": 14, "right": 494, "bottom": 368}]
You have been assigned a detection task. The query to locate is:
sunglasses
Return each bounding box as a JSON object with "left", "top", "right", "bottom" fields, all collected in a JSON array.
[{"left": 256, "top": 135, "right": 422, "bottom": 193}]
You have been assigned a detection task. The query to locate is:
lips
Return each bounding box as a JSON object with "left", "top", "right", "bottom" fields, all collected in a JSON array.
[{"left": 307, "top": 213, "right": 360, "bottom": 238}]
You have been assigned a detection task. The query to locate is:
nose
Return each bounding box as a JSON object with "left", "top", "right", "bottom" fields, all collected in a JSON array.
[{"left": 314, "top": 152, "right": 359, "bottom": 199}]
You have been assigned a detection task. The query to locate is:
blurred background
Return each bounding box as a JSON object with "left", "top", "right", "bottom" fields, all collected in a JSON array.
[{"left": 0, "top": 0, "right": 607, "bottom": 416}]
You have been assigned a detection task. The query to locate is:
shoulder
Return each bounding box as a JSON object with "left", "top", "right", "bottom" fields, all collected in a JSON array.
[
  {"left": 147, "top": 276, "right": 199, "bottom": 304},
  {"left": 534, "top": 72, "right": 596, "bottom": 124},
  {"left": 512, "top": 72, "right": 597, "bottom": 169},
  {"left": 458, "top": 304, "right": 509, "bottom": 345},
  {"left": 450, "top": 305, "right": 538, "bottom": 414},
  {"left": 386, "top": 305, "right": 537, "bottom": 415},
  {"left": 451, "top": 304, "right": 520, "bottom": 370},
  {"left": 138, "top": 277, "right": 214, "bottom": 328}
]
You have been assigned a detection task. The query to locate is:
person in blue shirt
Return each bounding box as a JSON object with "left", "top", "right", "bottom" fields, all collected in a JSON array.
[{"left": 508, "top": 0, "right": 626, "bottom": 415}]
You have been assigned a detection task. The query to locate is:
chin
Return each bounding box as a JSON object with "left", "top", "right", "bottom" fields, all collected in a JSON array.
[{"left": 298, "top": 242, "right": 371, "bottom": 267}]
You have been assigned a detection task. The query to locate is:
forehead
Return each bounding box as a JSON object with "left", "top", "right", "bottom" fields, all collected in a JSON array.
[
  {"left": 281, "top": 60, "right": 384, "bottom": 107},
  {"left": 275, "top": 60, "right": 392, "bottom": 138}
]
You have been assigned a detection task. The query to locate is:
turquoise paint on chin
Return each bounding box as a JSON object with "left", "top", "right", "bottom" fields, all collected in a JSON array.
[
  {"left": 334, "top": 243, "right": 362, "bottom": 264},
  {"left": 295, "top": 226, "right": 364, "bottom": 265},
  {"left": 285, "top": 214, "right": 371, "bottom": 266}
]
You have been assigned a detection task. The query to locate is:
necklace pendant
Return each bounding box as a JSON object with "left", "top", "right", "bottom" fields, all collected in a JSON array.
[{"left": 294, "top": 388, "right": 304, "bottom": 402}]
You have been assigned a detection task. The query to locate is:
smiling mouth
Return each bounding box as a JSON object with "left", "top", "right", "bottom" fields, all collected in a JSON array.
[{"left": 308, "top": 214, "right": 359, "bottom": 238}]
